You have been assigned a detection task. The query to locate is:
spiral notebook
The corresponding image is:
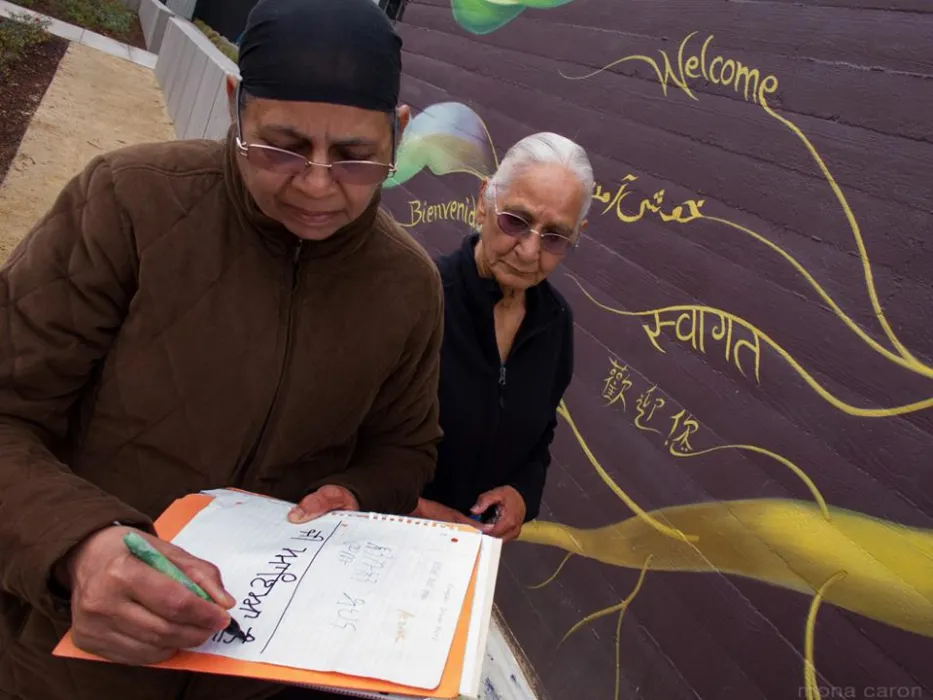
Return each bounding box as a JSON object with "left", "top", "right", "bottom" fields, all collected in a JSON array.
[{"left": 53, "top": 488, "right": 502, "bottom": 699}]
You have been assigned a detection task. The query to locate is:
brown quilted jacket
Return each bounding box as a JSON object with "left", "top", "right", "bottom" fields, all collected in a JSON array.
[{"left": 0, "top": 136, "right": 444, "bottom": 700}]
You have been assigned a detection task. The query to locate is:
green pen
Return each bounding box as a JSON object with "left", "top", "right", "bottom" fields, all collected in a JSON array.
[{"left": 122, "top": 531, "right": 247, "bottom": 642}]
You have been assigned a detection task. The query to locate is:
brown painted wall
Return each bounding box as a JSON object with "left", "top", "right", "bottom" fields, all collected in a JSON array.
[{"left": 380, "top": 1, "right": 933, "bottom": 698}]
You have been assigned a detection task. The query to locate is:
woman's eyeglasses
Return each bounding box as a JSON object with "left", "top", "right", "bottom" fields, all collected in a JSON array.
[
  {"left": 234, "top": 140, "right": 395, "bottom": 185},
  {"left": 233, "top": 83, "right": 396, "bottom": 186},
  {"left": 494, "top": 204, "right": 576, "bottom": 256}
]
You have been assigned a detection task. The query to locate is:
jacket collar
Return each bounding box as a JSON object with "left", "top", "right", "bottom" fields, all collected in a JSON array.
[
  {"left": 222, "top": 130, "right": 379, "bottom": 263},
  {"left": 456, "top": 232, "right": 564, "bottom": 327}
]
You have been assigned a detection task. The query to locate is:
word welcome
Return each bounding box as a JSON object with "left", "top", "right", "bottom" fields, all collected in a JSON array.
[
  {"left": 603, "top": 358, "right": 700, "bottom": 455},
  {"left": 600, "top": 356, "right": 828, "bottom": 518},
  {"left": 238, "top": 544, "right": 313, "bottom": 620},
  {"left": 643, "top": 307, "right": 762, "bottom": 384},
  {"left": 569, "top": 31, "right": 779, "bottom": 108},
  {"left": 593, "top": 174, "right": 705, "bottom": 225},
  {"left": 403, "top": 196, "right": 477, "bottom": 228}
]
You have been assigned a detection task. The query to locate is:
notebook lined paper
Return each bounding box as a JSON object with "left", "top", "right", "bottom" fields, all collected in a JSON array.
[{"left": 169, "top": 492, "right": 483, "bottom": 690}]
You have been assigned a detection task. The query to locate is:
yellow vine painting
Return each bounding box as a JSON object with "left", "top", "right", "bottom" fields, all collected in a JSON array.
[
  {"left": 386, "top": 22, "right": 933, "bottom": 700},
  {"left": 518, "top": 400, "right": 933, "bottom": 700}
]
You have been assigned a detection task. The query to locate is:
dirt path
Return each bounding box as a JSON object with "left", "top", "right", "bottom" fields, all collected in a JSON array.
[{"left": 0, "top": 41, "right": 174, "bottom": 262}]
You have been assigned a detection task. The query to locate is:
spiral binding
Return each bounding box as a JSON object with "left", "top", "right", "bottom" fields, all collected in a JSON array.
[{"left": 334, "top": 511, "right": 467, "bottom": 531}]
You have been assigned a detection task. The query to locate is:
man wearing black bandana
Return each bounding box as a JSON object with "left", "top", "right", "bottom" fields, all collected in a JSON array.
[
  {"left": 230, "top": 0, "right": 410, "bottom": 244},
  {"left": 0, "top": 1, "right": 443, "bottom": 699}
]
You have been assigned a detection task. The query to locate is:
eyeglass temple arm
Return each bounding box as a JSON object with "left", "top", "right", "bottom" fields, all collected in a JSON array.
[{"left": 389, "top": 111, "right": 399, "bottom": 171}]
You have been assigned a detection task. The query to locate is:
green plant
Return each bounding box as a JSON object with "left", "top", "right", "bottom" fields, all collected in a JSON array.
[
  {"left": 0, "top": 12, "right": 51, "bottom": 74},
  {"left": 194, "top": 19, "right": 238, "bottom": 62},
  {"left": 59, "top": 0, "right": 133, "bottom": 38}
]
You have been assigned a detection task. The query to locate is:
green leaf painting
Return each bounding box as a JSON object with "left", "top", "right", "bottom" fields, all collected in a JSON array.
[
  {"left": 386, "top": 102, "right": 498, "bottom": 189},
  {"left": 452, "top": 0, "right": 576, "bottom": 35}
]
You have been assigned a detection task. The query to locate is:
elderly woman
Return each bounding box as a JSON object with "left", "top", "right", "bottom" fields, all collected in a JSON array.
[{"left": 413, "top": 133, "right": 593, "bottom": 541}]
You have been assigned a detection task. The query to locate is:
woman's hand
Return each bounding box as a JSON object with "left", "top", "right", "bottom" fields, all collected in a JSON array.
[
  {"left": 471, "top": 486, "right": 526, "bottom": 541},
  {"left": 412, "top": 498, "right": 478, "bottom": 527}
]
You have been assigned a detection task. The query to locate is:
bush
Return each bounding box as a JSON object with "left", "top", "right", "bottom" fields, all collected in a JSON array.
[
  {"left": 8, "top": 0, "right": 133, "bottom": 39},
  {"left": 194, "top": 19, "right": 238, "bottom": 63},
  {"left": 59, "top": 0, "right": 132, "bottom": 37},
  {"left": 0, "top": 13, "right": 51, "bottom": 75}
]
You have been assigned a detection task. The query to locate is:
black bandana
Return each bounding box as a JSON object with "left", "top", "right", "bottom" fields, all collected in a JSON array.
[{"left": 238, "top": 0, "right": 402, "bottom": 112}]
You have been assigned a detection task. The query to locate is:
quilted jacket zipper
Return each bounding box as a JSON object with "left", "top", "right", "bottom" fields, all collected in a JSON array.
[{"left": 230, "top": 240, "right": 302, "bottom": 486}]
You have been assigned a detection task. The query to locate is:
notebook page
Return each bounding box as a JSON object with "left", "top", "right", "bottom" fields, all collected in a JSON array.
[
  {"left": 168, "top": 493, "right": 482, "bottom": 690},
  {"left": 301, "top": 533, "right": 503, "bottom": 700}
]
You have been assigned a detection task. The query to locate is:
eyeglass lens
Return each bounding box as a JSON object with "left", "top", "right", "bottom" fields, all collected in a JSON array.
[
  {"left": 246, "top": 145, "right": 391, "bottom": 185},
  {"left": 496, "top": 212, "right": 573, "bottom": 255}
]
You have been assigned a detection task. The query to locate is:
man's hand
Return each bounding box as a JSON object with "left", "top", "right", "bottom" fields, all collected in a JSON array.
[
  {"left": 64, "top": 525, "right": 234, "bottom": 666},
  {"left": 411, "top": 498, "right": 478, "bottom": 528},
  {"left": 288, "top": 485, "right": 360, "bottom": 523},
  {"left": 471, "top": 486, "right": 526, "bottom": 541}
]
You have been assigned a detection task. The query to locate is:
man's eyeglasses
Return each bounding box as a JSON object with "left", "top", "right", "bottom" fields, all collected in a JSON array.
[
  {"left": 233, "top": 84, "right": 397, "bottom": 186},
  {"left": 493, "top": 196, "right": 576, "bottom": 256}
]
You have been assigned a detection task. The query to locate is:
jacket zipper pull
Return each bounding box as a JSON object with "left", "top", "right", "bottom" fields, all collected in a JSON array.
[{"left": 498, "top": 365, "right": 506, "bottom": 408}]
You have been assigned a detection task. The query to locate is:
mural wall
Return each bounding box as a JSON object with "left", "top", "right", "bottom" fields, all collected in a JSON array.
[{"left": 380, "top": 2, "right": 933, "bottom": 699}]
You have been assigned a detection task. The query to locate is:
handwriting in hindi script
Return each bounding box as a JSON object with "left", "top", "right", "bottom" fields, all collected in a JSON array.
[{"left": 169, "top": 492, "right": 482, "bottom": 689}]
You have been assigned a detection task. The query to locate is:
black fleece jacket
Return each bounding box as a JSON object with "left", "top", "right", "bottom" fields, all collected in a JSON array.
[{"left": 422, "top": 233, "right": 574, "bottom": 521}]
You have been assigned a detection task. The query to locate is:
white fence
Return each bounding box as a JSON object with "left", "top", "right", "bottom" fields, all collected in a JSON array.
[
  {"left": 155, "top": 17, "right": 237, "bottom": 140},
  {"left": 139, "top": 0, "right": 174, "bottom": 53},
  {"left": 165, "top": 0, "right": 195, "bottom": 20}
]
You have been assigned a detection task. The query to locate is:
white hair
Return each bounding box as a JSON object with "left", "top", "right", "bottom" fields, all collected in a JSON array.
[{"left": 486, "top": 132, "right": 594, "bottom": 226}]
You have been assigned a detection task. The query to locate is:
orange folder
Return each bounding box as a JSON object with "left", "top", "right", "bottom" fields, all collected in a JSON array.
[{"left": 53, "top": 491, "right": 494, "bottom": 699}]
